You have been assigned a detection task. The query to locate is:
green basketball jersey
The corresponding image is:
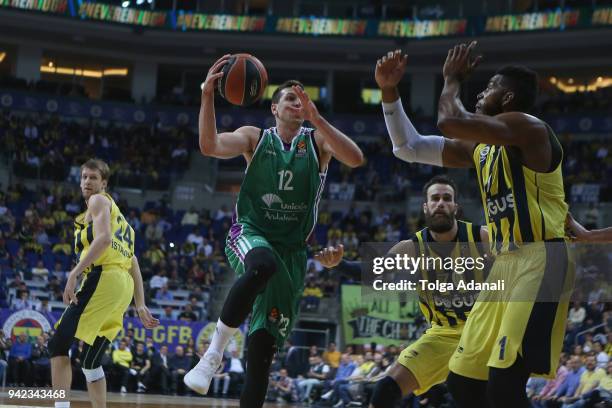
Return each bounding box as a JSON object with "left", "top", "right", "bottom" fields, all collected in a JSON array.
[{"left": 233, "top": 127, "right": 326, "bottom": 249}]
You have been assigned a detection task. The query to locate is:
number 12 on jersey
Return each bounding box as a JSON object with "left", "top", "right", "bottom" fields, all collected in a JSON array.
[{"left": 278, "top": 170, "right": 294, "bottom": 191}]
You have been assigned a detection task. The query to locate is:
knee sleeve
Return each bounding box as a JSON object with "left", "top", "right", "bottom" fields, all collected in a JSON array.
[
  {"left": 81, "top": 337, "right": 110, "bottom": 370},
  {"left": 240, "top": 329, "right": 276, "bottom": 408},
  {"left": 371, "top": 376, "right": 402, "bottom": 408},
  {"left": 82, "top": 366, "right": 105, "bottom": 383},
  {"left": 244, "top": 247, "right": 277, "bottom": 292},
  {"left": 487, "top": 356, "right": 530, "bottom": 408},
  {"left": 446, "top": 371, "right": 490, "bottom": 408}
]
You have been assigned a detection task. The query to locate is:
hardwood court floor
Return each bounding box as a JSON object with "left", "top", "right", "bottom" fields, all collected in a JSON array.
[{"left": 0, "top": 389, "right": 304, "bottom": 407}]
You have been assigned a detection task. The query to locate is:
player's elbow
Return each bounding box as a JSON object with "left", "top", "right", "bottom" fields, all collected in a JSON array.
[
  {"left": 199, "top": 142, "right": 214, "bottom": 157},
  {"left": 436, "top": 117, "right": 453, "bottom": 135},
  {"left": 346, "top": 151, "right": 365, "bottom": 168},
  {"left": 98, "top": 233, "right": 112, "bottom": 247},
  {"left": 392, "top": 146, "right": 416, "bottom": 163}
]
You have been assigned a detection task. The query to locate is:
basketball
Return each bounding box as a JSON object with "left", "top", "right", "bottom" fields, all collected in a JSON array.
[{"left": 218, "top": 53, "right": 268, "bottom": 106}]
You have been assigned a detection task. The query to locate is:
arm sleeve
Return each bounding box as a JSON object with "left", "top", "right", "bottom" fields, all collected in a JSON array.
[{"left": 382, "top": 98, "right": 444, "bottom": 167}]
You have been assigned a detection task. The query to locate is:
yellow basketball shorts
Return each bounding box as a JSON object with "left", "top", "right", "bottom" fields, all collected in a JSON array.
[
  {"left": 397, "top": 324, "right": 463, "bottom": 395},
  {"left": 54, "top": 266, "right": 134, "bottom": 346},
  {"left": 449, "top": 240, "right": 575, "bottom": 380}
]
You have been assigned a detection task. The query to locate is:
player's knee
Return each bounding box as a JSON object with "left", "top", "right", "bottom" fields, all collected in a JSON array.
[
  {"left": 371, "top": 376, "right": 402, "bottom": 408},
  {"left": 48, "top": 331, "right": 71, "bottom": 358},
  {"left": 244, "top": 247, "right": 277, "bottom": 285},
  {"left": 82, "top": 366, "right": 105, "bottom": 383}
]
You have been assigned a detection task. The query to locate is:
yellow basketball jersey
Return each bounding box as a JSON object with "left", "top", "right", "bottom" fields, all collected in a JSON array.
[
  {"left": 473, "top": 126, "right": 568, "bottom": 255},
  {"left": 74, "top": 192, "right": 135, "bottom": 273},
  {"left": 414, "top": 220, "right": 489, "bottom": 328}
]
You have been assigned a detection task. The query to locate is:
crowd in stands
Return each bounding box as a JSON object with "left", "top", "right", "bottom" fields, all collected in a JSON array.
[
  {"left": 536, "top": 87, "right": 612, "bottom": 116},
  {"left": 0, "top": 109, "right": 193, "bottom": 190},
  {"left": 3, "top": 317, "right": 609, "bottom": 407}
]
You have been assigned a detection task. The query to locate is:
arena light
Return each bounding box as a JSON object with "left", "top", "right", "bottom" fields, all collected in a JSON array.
[
  {"left": 121, "top": 0, "right": 130, "bottom": 7},
  {"left": 552, "top": 76, "right": 612, "bottom": 93},
  {"left": 262, "top": 84, "right": 321, "bottom": 102},
  {"left": 0, "top": 52, "right": 6, "bottom": 63},
  {"left": 103, "top": 68, "right": 129, "bottom": 76},
  {"left": 361, "top": 88, "right": 382, "bottom": 104},
  {"left": 40, "top": 65, "right": 128, "bottom": 78}
]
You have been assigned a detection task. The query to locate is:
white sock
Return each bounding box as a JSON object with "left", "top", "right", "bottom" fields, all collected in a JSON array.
[
  {"left": 55, "top": 402, "right": 70, "bottom": 408},
  {"left": 206, "top": 318, "right": 237, "bottom": 358}
]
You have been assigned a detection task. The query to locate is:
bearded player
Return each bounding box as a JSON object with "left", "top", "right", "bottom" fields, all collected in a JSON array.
[
  {"left": 317, "top": 175, "right": 490, "bottom": 407},
  {"left": 49, "top": 159, "right": 159, "bottom": 408},
  {"left": 375, "top": 46, "right": 574, "bottom": 408},
  {"left": 184, "top": 55, "right": 364, "bottom": 408}
]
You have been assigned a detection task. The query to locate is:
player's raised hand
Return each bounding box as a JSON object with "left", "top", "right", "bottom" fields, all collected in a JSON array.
[
  {"left": 315, "top": 244, "right": 344, "bottom": 268},
  {"left": 293, "top": 85, "right": 319, "bottom": 122},
  {"left": 443, "top": 41, "right": 482, "bottom": 81},
  {"left": 375, "top": 49, "right": 408, "bottom": 90},
  {"left": 200, "top": 54, "right": 231, "bottom": 96},
  {"left": 63, "top": 271, "right": 79, "bottom": 305},
  {"left": 137, "top": 306, "right": 160, "bottom": 329}
]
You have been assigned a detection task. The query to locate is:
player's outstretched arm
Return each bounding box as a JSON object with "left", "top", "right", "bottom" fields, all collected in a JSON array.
[
  {"left": 199, "top": 55, "right": 260, "bottom": 159},
  {"left": 130, "top": 256, "right": 160, "bottom": 329},
  {"left": 293, "top": 86, "right": 364, "bottom": 168},
  {"left": 375, "top": 50, "right": 474, "bottom": 169},
  {"left": 63, "top": 194, "right": 112, "bottom": 305},
  {"left": 566, "top": 213, "right": 612, "bottom": 242}
]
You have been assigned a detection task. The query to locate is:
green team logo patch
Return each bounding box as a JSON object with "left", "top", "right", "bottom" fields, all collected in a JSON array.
[
  {"left": 268, "top": 307, "right": 290, "bottom": 337},
  {"left": 262, "top": 193, "right": 282, "bottom": 208}
]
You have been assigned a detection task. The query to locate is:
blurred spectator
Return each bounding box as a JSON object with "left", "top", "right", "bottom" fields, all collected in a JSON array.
[
  {"left": 11, "top": 290, "right": 35, "bottom": 311},
  {"left": 155, "top": 285, "right": 173, "bottom": 301},
  {"left": 52, "top": 236, "right": 71, "bottom": 256},
  {"left": 31, "top": 260, "right": 49, "bottom": 281},
  {"left": 284, "top": 340, "right": 302, "bottom": 378},
  {"left": 323, "top": 342, "right": 341, "bottom": 369},
  {"left": 178, "top": 304, "right": 197, "bottom": 322},
  {"left": 181, "top": 207, "right": 199, "bottom": 226},
  {"left": 561, "top": 355, "right": 606, "bottom": 406},
  {"left": 30, "top": 335, "right": 50, "bottom": 387},
  {"left": 130, "top": 342, "right": 150, "bottom": 393},
  {"left": 267, "top": 368, "right": 297, "bottom": 403},
  {"left": 212, "top": 357, "right": 230, "bottom": 396},
  {"left": 150, "top": 345, "right": 170, "bottom": 395},
  {"left": 161, "top": 306, "right": 176, "bottom": 320},
  {"left": 169, "top": 345, "right": 191, "bottom": 395},
  {"left": 302, "top": 280, "right": 324, "bottom": 312},
  {"left": 296, "top": 354, "right": 330, "bottom": 402},
  {"left": 8, "top": 333, "right": 31, "bottom": 386},
  {"left": 568, "top": 302, "right": 586, "bottom": 328},
  {"left": 150, "top": 270, "right": 168, "bottom": 291},
  {"left": 0, "top": 330, "right": 9, "bottom": 385},
  {"left": 112, "top": 339, "right": 133, "bottom": 394},
  {"left": 227, "top": 350, "right": 245, "bottom": 393}
]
